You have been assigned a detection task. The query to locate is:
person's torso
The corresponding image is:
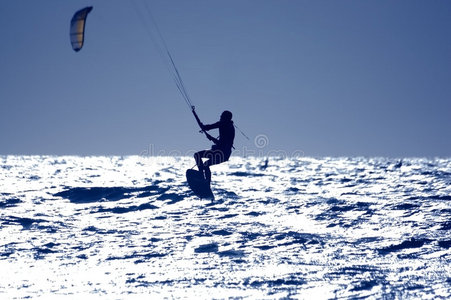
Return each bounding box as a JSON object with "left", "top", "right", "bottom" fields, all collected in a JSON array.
[{"left": 218, "top": 121, "right": 235, "bottom": 150}]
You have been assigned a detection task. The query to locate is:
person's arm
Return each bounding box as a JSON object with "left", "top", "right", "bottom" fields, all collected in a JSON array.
[
  {"left": 203, "top": 121, "right": 220, "bottom": 131},
  {"left": 191, "top": 106, "right": 206, "bottom": 131},
  {"left": 204, "top": 132, "right": 219, "bottom": 145}
]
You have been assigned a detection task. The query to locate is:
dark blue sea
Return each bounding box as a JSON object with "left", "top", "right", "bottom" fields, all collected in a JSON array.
[{"left": 1, "top": 156, "right": 450, "bottom": 298}]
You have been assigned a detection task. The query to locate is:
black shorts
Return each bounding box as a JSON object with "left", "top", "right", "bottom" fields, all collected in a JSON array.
[{"left": 196, "top": 148, "right": 231, "bottom": 166}]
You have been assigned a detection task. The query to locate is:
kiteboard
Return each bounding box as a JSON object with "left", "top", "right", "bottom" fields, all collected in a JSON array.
[{"left": 186, "top": 169, "right": 214, "bottom": 199}]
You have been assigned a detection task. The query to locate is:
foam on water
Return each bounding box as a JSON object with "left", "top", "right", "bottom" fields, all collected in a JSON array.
[{"left": 0, "top": 155, "right": 450, "bottom": 298}]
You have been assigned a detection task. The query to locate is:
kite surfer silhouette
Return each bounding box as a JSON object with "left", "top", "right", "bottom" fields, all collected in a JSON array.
[{"left": 192, "top": 107, "right": 235, "bottom": 183}]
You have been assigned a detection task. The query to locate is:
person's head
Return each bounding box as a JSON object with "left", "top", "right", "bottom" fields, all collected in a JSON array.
[{"left": 220, "top": 110, "right": 233, "bottom": 122}]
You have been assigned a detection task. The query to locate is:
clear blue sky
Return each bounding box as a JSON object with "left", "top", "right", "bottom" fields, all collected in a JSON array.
[{"left": 1, "top": 0, "right": 450, "bottom": 157}]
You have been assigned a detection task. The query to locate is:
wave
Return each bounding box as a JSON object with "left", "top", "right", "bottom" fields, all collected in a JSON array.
[
  {"left": 378, "top": 238, "right": 431, "bottom": 254},
  {"left": 54, "top": 185, "right": 169, "bottom": 203}
]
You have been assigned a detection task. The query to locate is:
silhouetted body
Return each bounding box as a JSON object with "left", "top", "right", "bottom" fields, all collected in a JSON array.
[{"left": 192, "top": 109, "right": 235, "bottom": 183}]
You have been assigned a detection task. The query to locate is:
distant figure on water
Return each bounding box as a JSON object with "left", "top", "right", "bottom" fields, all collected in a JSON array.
[{"left": 192, "top": 107, "right": 235, "bottom": 183}]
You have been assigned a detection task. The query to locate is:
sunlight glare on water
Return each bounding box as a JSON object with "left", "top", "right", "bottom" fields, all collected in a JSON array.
[{"left": 0, "top": 155, "right": 450, "bottom": 298}]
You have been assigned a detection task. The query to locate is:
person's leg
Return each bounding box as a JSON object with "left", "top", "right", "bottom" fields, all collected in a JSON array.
[
  {"left": 206, "top": 150, "right": 226, "bottom": 166},
  {"left": 203, "top": 150, "right": 226, "bottom": 183},
  {"left": 204, "top": 165, "right": 211, "bottom": 183},
  {"left": 194, "top": 150, "right": 207, "bottom": 172}
]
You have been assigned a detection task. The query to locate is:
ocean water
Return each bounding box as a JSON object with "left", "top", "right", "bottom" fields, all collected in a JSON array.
[{"left": 1, "top": 155, "right": 450, "bottom": 299}]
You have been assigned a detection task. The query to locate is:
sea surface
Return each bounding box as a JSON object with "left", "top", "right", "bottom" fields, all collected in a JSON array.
[{"left": 1, "top": 155, "right": 450, "bottom": 299}]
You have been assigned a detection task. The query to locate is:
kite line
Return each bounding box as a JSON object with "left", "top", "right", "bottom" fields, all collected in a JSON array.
[{"left": 131, "top": 0, "right": 249, "bottom": 140}]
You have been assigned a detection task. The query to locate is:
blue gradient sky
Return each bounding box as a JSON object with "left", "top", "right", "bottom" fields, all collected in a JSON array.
[{"left": 1, "top": 1, "right": 450, "bottom": 157}]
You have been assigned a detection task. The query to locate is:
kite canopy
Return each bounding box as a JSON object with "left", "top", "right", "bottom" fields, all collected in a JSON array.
[{"left": 70, "top": 6, "right": 93, "bottom": 52}]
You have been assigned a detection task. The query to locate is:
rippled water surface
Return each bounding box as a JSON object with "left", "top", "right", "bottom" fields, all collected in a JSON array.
[{"left": 1, "top": 156, "right": 450, "bottom": 298}]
